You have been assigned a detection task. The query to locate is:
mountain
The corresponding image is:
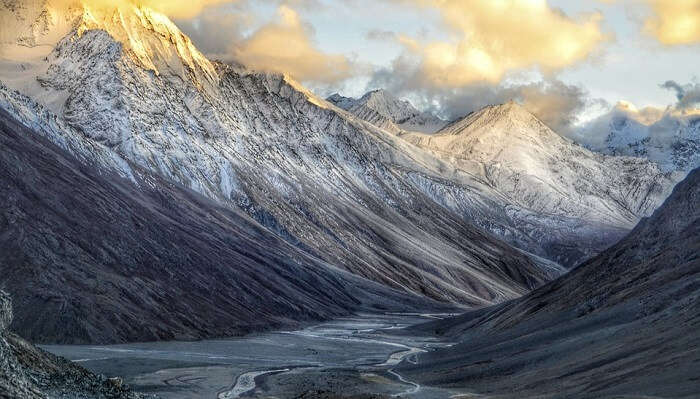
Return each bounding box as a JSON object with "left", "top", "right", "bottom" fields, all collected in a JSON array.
[
  {"left": 574, "top": 102, "right": 700, "bottom": 172},
  {"left": 0, "top": 290, "right": 144, "bottom": 398},
  {"left": 0, "top": 0, "right": 560, "bottom": 344},
  {"left": 327, "top": 89, "right": 448, "bottom": 134},
  {"left": 398, "top": 167, "right": 700, "bottom": 398},
  {"left": 400, "top": 102, "right": 681, "bottom": 266},
  {"left": 0, "top": 107, "right": 449, "bottom": 344}
]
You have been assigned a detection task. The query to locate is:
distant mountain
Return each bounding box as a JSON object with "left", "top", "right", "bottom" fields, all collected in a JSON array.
[
  {"left": 574, "top": 103, "right": 700, "bottom": 172},
  {"left": 327, "top": 89, "right": 448, "bottom": 133},
  {"left": 399, "top": 167, "right": 700, "bottom": 398},
  {"left": 0, "top": 0, "right": 559, "bottom": 345},
  {"left": 400, "top": 102, "right": 681, "bottom": 266}
]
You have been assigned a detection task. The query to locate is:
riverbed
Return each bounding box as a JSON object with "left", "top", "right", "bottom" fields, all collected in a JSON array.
[{"left": 42, "top": 313, "right": 474, "bottom": 398}]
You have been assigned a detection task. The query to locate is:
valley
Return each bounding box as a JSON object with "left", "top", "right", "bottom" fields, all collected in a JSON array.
[
  {"left": 42, "top": 313, "right": 468, "bottom": 399},
  {"left": 0, "top": 1, "right": 698, "bottom": 398}
]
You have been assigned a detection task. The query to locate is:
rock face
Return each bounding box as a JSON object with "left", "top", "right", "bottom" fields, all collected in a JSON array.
[
  {"left": 0, "top": 0, "right": 557, "bottom": 323},
  {"left": 399, "top": 168, "right": 700, "bottom": 398},
  {"left": 327, "top": 90, "right": 447, "bottom": 134},
  {"left": 0, "top": 291, "right": 10, "bottom": 331},
  {"left": 0, "top": 291, "right": 145, "bottom": 399},
  {"left": 0, "top": 107, "right": 448, "bottom": 345},
  {"left": 401, "top": 102, "right": 681, "bottom": 266}
]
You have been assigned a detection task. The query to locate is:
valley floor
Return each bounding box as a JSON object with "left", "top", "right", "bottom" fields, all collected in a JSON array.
[{"left": 41, "top": 313, "right": 473, "bottom": 399}]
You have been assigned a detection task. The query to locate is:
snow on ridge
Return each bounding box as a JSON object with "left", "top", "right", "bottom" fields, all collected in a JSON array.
[
  {"left": 572, "top": 104, "right": 700, "bottom": 172},
  {"left": 401, "top": 100, "right": 682, "bottom": 235},
  {"left": 327, "top": 89, "right": 448, "bottom": 134}
]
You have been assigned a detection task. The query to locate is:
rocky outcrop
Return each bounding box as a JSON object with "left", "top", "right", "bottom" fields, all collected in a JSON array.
[
  {"left": 0, "top": 291, "right": 11, "bottom": 331},
  {"left": 0, "top": 290, "right": 38, "bottom": 399},
  {"left": 1, "top": 291, "right": 147, "bottom": 398}
]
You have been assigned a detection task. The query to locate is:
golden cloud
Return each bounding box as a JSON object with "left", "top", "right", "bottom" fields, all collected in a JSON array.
[
  {"left": 643, "top": 0, "right": 700, "bottom": 45},
  {"left": 230, "top": 5, "right": 353, "bottom": 83},
  {"left": 62, "top": 0, "right": 229, "bottom": 19},
  {"left": 396, "top": 0, "right": 607, "bottom": 86}
]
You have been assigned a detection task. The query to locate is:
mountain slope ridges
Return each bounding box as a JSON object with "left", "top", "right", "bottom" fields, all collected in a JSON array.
[
  {"left": 400, "top": 102, "right": 681, "bottom": 265},
  {"left": 399, "top": 167, "right": 700, "bottom": 398},
  {"left": 0, "top": 107, "right": 447, "bottom": 344}
]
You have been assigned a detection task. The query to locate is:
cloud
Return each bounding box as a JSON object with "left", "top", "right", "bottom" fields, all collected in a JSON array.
[
  {"left": 573, "top": 80, "right": 700, "bottom": 150},
  {"left": 173, "top": 1, "right": 356, "bottom": 84},
  {"left": 366, "top": 29, "right": 397, "bottom": 41},
  {"left": 387, "top": 0, "right": 607, "bottom": 87},
  {"left": 226, "top": 5, "right": 355, "bottom": 83},
  {"left": 661, "top": 80, "right": 700, "bottom": 109},
  {"left": 68, "top": 0, "right": 231, "bottom": 19},
  {"left": 516, "top": 80, "right": 601, "bottom": 133},
  {"left": 369, "top": 68, "right": 598, "bottom": 133},
  {"left": 643, "top": 0, "right": 700, "bottom": 45},
  {"left": 175, "top": 3, "right": 253, "bottom": 58}
]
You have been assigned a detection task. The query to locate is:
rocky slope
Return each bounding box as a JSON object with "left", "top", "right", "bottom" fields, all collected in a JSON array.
[
  {"left": 327, "top": 90, "right": 447, "bottom": 134},
  {"left": 0, "top": 0, "right": 558, "bottom": 318},
  {"left": 0, "top": 107, "right": 448, "bottom": 344},
  {"left": 0, "top": 291, "right": 146, "bottom": 398},
  {"left": 399, "top": 167, "right": 700, "bottom": 398},
  {"left": 401, "top": 102, "right": 681, "bottom": 266}
]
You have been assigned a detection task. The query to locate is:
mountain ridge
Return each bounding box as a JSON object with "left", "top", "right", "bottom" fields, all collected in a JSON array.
[
  {"left": 399, "top": 101, "right": 681, "bottom": 265},
  {"left": 327, "top": 89, "right": 447, "bottom": 134}
]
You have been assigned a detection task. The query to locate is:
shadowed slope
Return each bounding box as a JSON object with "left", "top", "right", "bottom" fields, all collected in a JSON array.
[
  {"left": 399, "top": 168, "right": 700, "bottom": 398},
  {"left": 0, "top": 108, "right": 444, "bottom": 344}
]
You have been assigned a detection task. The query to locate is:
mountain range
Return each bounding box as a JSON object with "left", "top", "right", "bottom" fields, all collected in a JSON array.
[
  {"left": 336, "top": 94, "right": 682, "bottom": 266},
  {"left": 0, "top": 2, "right": 698, "bottom": 398},
  {"left": 574, "top": 102, "right": 700, "bottom": 172},
  {"left": 0, "top": 0, "right": 556, "bottom": 344},
  {"left": 0, "top": 0, "right": 687, "bottom": 344}
]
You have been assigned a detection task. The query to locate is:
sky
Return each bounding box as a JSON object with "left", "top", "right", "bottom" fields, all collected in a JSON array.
[{"left": 152, "top": 0, "right": 700, "bottom": 132}]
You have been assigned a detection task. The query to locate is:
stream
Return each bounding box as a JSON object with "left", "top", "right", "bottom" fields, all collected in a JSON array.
[{"left": 42, "top": 313, "right": 470, "bottom": 398}]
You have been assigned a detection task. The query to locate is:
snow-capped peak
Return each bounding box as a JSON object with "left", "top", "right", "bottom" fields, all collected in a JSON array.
[
  {"left": 573, "top": 102, "right": 700, "bottom": 172},
  {"left": 357, "top": 89, "right": 421, "bottom": 123},
  {"left": 401, "top": 101, "right": 679, "bottom": 240},
  {"left": 1, "top": 0, "right": 217, "bottom": 85},
  {"left": 440, "top": 101, "right": 549, "bottom": 138},
  {"left": 75, "top": 4, "right": 217, "bottom": 82},
  {"left": 327, "top": 89, "right": 447, "bottom": 134}
]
